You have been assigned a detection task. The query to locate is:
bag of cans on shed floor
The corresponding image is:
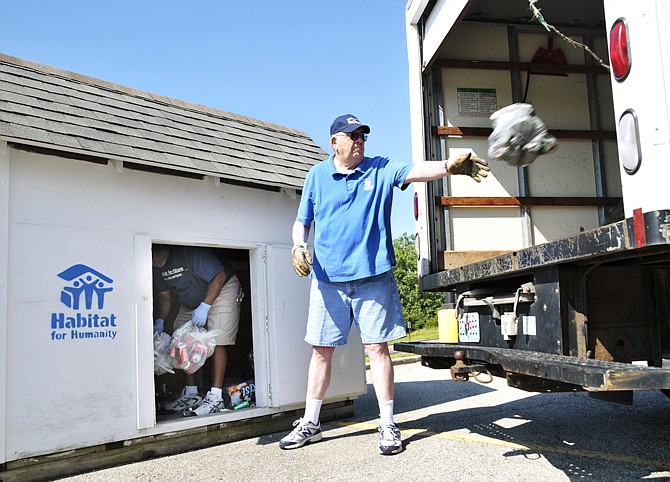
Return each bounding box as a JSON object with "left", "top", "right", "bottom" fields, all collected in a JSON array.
[
  {"left": 488, "top": 103, "right": 558, "bottom": 167},
  {"left": 154, "top": 331, "right": 175, "bottom": 375},
  {"left": 169, "top": 321, "right": 221, "bottom": 375}
]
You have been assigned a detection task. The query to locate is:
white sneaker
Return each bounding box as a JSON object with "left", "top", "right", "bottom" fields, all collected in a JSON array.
[
  {"left": 164, "top": 389, "right": 202, "bottom": 412},
  {"left": 378, "top": 422, "right": 403, "bottom": 455},
  {"left": 279, "top": 418, "right": 322, "bottom": 449},
  {"left": 190, "top": 391, "right": 226, "bottom": 416}
]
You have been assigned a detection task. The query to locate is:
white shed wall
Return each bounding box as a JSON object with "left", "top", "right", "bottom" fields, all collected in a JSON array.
[{"left": 1, "top": 147, "right": 365, "bottom": 461}]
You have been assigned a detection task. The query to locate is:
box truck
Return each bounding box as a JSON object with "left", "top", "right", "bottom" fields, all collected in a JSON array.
[{"left": 397, "top": 0, "right": 670, "bottom": 403}]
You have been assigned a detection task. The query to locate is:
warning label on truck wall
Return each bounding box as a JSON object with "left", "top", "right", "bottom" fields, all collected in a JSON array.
[{"left": 457, "top": 88, "right": 497, "bottom": 117}]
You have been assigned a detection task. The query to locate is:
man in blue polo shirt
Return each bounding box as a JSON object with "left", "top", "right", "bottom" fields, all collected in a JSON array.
[{"left": 279, "top": 114, "right": 489, "bottom": 455}]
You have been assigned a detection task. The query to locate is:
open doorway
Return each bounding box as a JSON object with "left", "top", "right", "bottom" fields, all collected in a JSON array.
[{"left": 151, "top": 244, "right": 254, "bottom": 421}]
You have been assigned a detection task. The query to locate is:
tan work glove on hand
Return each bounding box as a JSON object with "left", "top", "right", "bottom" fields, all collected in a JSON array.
[
  {"left": 446, "top": 153, "right": 491, "bottom": 182},
  {"left": 292, "top": 244, "right": 313, "bottom": 277}
]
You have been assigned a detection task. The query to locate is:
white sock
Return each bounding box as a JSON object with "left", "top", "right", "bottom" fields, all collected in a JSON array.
[
  {"left": 210, "top": 387, "right": 223, "bottom": 400},
  {"left": 184, "top": 385, "right": 199, "bottom": 396},
  {"left": 304, "top": 398, "right": 323, "bottom": 425},
  {"left": 379, "top": 400, "right": 394, "bottom": 425}
]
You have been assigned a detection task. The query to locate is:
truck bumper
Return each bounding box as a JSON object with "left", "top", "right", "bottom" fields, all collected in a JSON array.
[{"left": 394, "top": 342, "right": 670, "bottom": 392}]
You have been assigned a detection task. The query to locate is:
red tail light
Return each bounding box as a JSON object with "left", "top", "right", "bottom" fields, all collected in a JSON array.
[{"left": 610, "top": 18, "right": 631, "bottom": 81}]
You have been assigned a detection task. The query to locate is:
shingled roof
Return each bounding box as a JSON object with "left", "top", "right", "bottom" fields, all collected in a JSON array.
[{"left": 0, "top": 53, "right": 326, "bottom": 190}]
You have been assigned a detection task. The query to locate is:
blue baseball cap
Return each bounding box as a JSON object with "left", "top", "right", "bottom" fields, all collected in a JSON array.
[{"left": 329, "top": 114, "right": 371, "bottom": 136}]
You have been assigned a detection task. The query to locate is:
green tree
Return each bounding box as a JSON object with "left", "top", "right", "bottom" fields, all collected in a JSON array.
[{"left": 392, "top": 233, "right": 444, "bottom": 331}]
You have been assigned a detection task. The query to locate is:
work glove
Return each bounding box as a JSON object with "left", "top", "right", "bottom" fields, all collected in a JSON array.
[
  {"left": 446, "top": 152, "right": 490, "bottom": 182},
  {"left": 192, "top": 302, "right": 211, "bottom": 327},
  {"left": 153, "top": 318, "right": 164, "bottom": 334},
  {"left": 292, "top": 244, "right": 312, "bottom": 277}
]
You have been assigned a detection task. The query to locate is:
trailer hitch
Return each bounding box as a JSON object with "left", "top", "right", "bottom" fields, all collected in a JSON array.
[{"left": 450, "top": 350, "right": 493, "bottom": 383}]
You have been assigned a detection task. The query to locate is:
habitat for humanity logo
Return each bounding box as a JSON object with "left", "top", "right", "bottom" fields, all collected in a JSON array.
[{"left": 50, "top": 264, "right": 118, "bottom": 342}]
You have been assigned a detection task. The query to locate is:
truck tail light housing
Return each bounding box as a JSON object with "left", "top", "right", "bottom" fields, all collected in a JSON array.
[
  {"left": 414, "top": 232, "right": 421, "bottom": 261},
  {"left": 618, "top": 109, "right": 642, "bottom": 174},
  {"left": 413, "top": 192, "right": 419, "bottom": 220},
  {"left": 610, "top": 18, "right": 631, "bottom": 81}
]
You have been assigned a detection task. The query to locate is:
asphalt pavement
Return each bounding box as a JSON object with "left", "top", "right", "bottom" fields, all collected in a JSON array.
[{"left": 60, "top": 360, "right": 670, "bottom": 481}]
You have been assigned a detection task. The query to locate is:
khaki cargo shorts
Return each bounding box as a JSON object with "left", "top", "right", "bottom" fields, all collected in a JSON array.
[{"left": 174, "top": 275, "right": 242, "bottom": 345}]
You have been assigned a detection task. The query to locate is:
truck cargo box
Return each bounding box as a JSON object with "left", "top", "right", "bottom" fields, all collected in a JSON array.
[{"left": 400, "top": 0, "right": 670, "bottom": 401}]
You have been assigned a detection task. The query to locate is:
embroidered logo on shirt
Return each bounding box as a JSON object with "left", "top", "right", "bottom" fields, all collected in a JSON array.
[{"left": 363, "top": 178, "right": 374, "bottom": 191}]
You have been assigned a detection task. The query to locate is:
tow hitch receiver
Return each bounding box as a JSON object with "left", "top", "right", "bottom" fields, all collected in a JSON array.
[{"left": 450, "top": 350, "right": 493, "bottom": 383}]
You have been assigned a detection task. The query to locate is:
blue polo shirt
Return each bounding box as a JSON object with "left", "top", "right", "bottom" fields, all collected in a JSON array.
[{"left": 296, "top": 155, "right": 413, "bottom": 282}]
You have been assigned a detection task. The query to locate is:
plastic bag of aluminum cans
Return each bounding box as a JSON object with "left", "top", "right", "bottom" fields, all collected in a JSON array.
[
  {"left": 154, "top": 331, "right": 175, "bottom": 375},
  {"left": 488, "top": 103, "right": 558, "bottom": 167},
  {"left": 168, "top": 321, "right": 222, "bottom": 375}
]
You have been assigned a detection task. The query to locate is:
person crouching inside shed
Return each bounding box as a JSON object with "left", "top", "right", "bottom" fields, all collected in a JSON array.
[{"left": 152, "top": 244, "right": 242, "bottom": 416}]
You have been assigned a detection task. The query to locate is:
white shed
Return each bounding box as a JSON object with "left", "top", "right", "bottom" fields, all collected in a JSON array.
[{"left": 0, "top": 53, "right": 366, "bottom": 479}]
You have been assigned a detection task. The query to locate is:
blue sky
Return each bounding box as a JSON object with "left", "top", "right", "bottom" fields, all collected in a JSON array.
[{"left": 1, "top": 1, "right": 415, "bottom": 238}]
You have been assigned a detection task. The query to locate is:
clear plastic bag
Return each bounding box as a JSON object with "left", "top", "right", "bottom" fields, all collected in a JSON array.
[
  {"left": 168, "top": 321, "right": 221, "bottom": 375},
  {"left": 154, "top": 331, "right": 175, "bottom": 375},
  {"left": 488, "top": 103, "right": 558, "bottom": 167}
]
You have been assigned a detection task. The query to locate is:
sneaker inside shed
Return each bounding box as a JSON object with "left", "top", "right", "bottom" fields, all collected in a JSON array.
[
  {"left": 190, "top": 391, "right": 226, "bottom": 416},
  {"left": 164, "top": 389, "right": 202, "bottom": 412}
]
